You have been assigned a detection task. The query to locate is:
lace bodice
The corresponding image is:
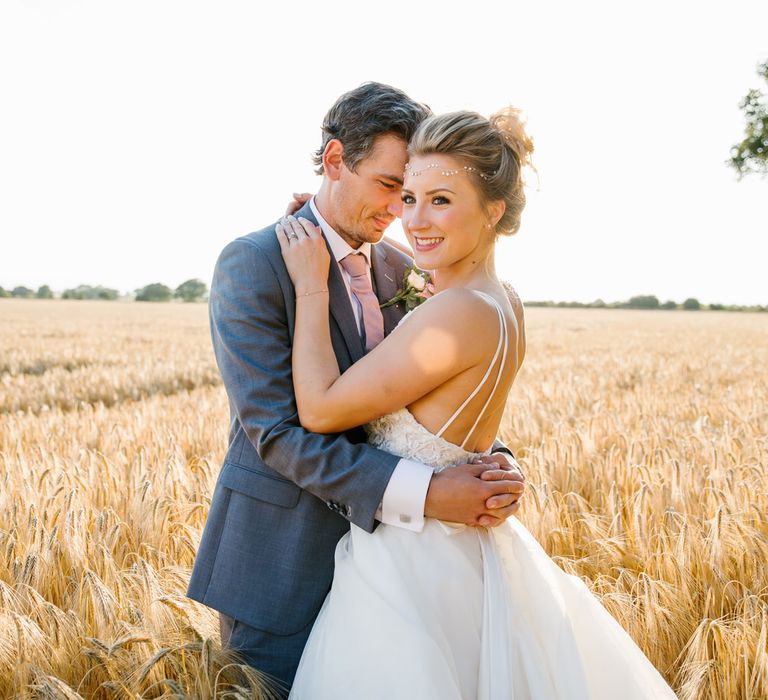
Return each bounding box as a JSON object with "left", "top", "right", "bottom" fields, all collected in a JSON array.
[
  {"left": 364, "top": 290, "right": 509, "bottom": 472},
  {"left": 365, "top": 408, "right": 482, "bottom": 472}
]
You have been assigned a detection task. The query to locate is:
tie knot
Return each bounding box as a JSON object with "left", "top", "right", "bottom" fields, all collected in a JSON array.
[{"left": 340, "top": 253, "right": 368, "bottom": 278}]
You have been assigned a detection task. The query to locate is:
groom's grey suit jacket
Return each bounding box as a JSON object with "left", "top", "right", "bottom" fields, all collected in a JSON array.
[{"left": 187, "top": 202, "right": 413, "bottom": 635}]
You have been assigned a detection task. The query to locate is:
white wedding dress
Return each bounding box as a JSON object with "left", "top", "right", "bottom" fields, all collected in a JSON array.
[{"left": 289, "top": 292, "right": 677, "bottom": 699}]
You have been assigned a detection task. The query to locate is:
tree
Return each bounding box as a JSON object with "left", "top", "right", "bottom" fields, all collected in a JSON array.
[
  {"left": 95, "top": 287, "right": 119, "bottom": 300},
  {"left": 62, "top": 287, "right": 82, "bottom": 299},
  {"left": 730, "top": 60, "right": 768, "bottom": 178},
  {"left": 11, "top": 286, "right": 34, "bottom": 298},
  {"left": 661, "top": 300, "right": 677, "bottom": 310},
  {"left": 135, "top": 283, "right": 173, "bottom": 302},
  {"left": 628, "top": 295, "right": 660, "bottom": 309},
  {"left": 682, "top": 297, "right": 701, "bottom": 310},
  {"left": 174, "top": 278, "right": 208, "bottom": 303},
  {"left": 36, "top": 285, "right": 53, "bottom": 299},
  {"left": 62, "top": 285, "right": 118, "bottom": 300},
  {"left": 0, "top": 287, "right": 9, "bottom": 298}
]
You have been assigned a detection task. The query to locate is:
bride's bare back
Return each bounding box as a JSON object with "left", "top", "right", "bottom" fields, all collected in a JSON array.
[{"left": 403, "top": 286, "right": 525, "bottom": 453}]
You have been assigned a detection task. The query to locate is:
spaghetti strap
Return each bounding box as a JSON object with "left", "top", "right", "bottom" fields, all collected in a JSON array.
[{"left": 435, "top": 291, "right": 509, "bottom": 449}]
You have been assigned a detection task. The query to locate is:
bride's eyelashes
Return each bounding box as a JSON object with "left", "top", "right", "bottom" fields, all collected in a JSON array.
[{"left": 400, "top": 193, "right": 452, "bottom": 206}]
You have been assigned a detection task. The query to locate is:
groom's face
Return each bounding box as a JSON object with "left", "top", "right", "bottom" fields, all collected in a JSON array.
[{"left": 332, "top": 133, "right": 408, "bottom": 247}]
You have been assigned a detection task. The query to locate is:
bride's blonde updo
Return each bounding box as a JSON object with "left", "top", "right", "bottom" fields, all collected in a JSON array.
[{"left": 407, "top": 107, "right": 534, "bottom": 236}]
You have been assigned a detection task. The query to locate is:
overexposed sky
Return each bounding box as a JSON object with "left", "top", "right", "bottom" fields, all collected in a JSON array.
[{"left": 1, "top": 0, "right": 766, "bottom": 304}]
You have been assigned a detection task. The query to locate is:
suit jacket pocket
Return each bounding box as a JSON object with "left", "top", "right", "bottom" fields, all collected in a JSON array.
[{"left": 218, "top": 461, "right": 301, "bottom": 508}]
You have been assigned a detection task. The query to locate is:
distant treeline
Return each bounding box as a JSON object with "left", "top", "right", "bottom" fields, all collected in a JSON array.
[
  {"left": 1, "top": 286, "right": 765, "bottom": 312},
  {"left": 526, "top": 295, "right": 767, "bottom": 312},
  {"left": 0, "top": 280, "right": 209, "bottom": 303}
]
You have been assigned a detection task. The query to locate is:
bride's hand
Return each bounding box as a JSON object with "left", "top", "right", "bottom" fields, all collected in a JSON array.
[
  {"left": 285, "top": 192, "right": 313, "bottom": 216},
  {"left": 275, "top": 215, "right": 330, "bottom": 295}
]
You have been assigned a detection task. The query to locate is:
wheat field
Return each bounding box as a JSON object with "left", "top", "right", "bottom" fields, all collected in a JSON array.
[{"left": 1, "top": 299, "right": 766, "bottom": 699}]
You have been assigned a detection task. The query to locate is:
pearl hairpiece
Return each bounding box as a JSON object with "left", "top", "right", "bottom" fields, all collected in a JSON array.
[{"left": 404, "top": 162, "right": 496, "bottom": 181}]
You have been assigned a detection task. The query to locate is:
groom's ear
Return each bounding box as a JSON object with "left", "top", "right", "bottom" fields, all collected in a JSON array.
[{"left": 322, "top": 139, "right": 345, "bottom": 181}]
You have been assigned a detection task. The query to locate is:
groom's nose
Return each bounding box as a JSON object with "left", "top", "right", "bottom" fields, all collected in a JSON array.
[{"left": 387, "top": 196, "right": 403, "bottom": 218}]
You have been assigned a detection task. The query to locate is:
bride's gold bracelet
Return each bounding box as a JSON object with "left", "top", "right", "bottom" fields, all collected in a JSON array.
[{"left": 296, "top": 289, "right": 329, "bottom": 298}]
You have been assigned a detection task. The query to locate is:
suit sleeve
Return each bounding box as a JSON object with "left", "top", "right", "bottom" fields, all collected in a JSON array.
[
  {"left": 209, "top": 237, "right": 399, "bottom": 532},
  {"left": 491, "top": 439, "right": 514, "bottom": 459}
]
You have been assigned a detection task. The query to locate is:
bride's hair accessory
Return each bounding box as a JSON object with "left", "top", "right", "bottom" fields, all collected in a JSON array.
[
  {"left": 404, "top": 162, "right": 496, "bottom": 181},
  {"left": 407, "top": 108, "right": 535, "bottom": 237}
]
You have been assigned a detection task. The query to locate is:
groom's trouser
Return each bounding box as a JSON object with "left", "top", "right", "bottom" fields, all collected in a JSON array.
[{"left": 220, "top": 612, "right": 314, "bottom": 698}]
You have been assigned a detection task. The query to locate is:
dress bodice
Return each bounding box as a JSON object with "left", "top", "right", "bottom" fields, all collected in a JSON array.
[{"left": 365, "top": 408, "right": 481, "bottom": 472}]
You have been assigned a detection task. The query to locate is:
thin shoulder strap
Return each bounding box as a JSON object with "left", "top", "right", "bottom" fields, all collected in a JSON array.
[
  {"left": 435, "top": 292, "right": 509, "bottom": 449},
  {"left": 459, "top": 302, "right": 508, "bottom": 449}
]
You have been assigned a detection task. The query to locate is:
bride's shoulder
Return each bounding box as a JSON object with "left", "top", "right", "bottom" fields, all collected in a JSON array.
[
  {"left": 390, "top": 288, "right": 515, "bottom": 369},
  {"left": 413, "top": 288, "right": 503, "bottom": 333},
  {"left": 430, "top": 287, "right": 503, "bottom": 309}
]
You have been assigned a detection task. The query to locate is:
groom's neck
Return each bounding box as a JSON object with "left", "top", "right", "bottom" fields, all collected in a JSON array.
[
  {"left": 313, "top": 184, "right": 337, "bottom": 230},
  {"left": 313, "top": 184, "right": 363, "bottom": 250}
]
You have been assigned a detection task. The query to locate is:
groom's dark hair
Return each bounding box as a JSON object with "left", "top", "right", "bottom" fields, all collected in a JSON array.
[{"left": 313, "top": 82, "right": 431, "bottom": 175}]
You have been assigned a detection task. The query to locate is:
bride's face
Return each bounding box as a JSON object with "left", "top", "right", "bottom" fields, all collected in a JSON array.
[{"left": 401, "top": 154, "right": 497, "bottom": 271}]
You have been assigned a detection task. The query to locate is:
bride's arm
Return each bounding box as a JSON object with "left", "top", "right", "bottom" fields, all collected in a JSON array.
[{"left": 276, "top": 217, "right": 498, "bottom": 434}]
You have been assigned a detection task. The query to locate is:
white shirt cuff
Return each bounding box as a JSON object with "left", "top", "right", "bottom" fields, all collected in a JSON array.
[{"left": 376, "top": 458, "right": 433, "bottom": 532}]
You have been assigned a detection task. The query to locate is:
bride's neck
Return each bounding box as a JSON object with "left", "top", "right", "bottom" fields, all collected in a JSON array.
[{"left": 433, "top": 245, "right": 498, "bottom": 293}]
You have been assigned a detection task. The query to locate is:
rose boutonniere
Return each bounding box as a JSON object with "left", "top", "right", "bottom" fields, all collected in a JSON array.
[{"left": 380, "top": 265, "right": 435, "bottom": 312}]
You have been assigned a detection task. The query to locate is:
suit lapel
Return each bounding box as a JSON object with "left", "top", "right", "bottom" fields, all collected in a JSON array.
[
  {"left": 294, "top": 202, "right": 366, "bottom": 363},
  {"left": 371, "top": 243, "right": 405, "bottom": 336}
]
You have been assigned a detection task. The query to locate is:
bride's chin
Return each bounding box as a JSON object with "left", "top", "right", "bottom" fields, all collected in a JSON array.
[{"left": 413, "top": 251, "right": 437, "bottom": 268}]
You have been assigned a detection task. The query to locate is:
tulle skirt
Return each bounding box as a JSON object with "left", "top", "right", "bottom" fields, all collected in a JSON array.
[{"left": 289, "top": 516, "right": 677, "bottom": 699}]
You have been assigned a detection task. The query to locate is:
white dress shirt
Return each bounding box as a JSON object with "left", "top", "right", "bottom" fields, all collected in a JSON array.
[{"left": 309, "top": 198, "right": 432, "bottom": 532}]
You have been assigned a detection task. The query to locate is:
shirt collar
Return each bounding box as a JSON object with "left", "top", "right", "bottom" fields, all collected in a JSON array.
[{"left": 310, "top": 198, "right": 372, "bottom": 266}]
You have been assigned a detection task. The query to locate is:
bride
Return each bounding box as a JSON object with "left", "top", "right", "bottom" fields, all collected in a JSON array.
[{"left": 275, "top": 109, "right": 676, "bottom": 699}]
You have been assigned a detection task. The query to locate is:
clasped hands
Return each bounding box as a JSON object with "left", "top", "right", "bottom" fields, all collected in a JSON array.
[{"left": 425, "top": 453, "right": 525, "bottom": 528}]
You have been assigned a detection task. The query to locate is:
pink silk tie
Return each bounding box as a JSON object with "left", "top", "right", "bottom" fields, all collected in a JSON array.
[{"left": 340, "top": 253, "right": 385, "bottom": 351}]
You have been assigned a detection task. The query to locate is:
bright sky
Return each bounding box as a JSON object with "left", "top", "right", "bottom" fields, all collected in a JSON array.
[{"left": 1, "top": 0, "right": 766, "bottom": 305}]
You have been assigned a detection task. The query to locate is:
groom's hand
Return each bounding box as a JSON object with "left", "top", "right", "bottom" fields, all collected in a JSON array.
[
  {"left": 424, "top": 460, "right": 525, "bottom": 528},
  {"left": 478, "top": 452, "right": 524, "bottom": 480},
  {"left": 476, "top": 453, "right": 525, "bottom": 526}
]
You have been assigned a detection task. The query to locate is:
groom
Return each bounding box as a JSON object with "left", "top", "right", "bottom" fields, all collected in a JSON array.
[{"left": 187, "top": 82, "right": 525, "bottom": 695}]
